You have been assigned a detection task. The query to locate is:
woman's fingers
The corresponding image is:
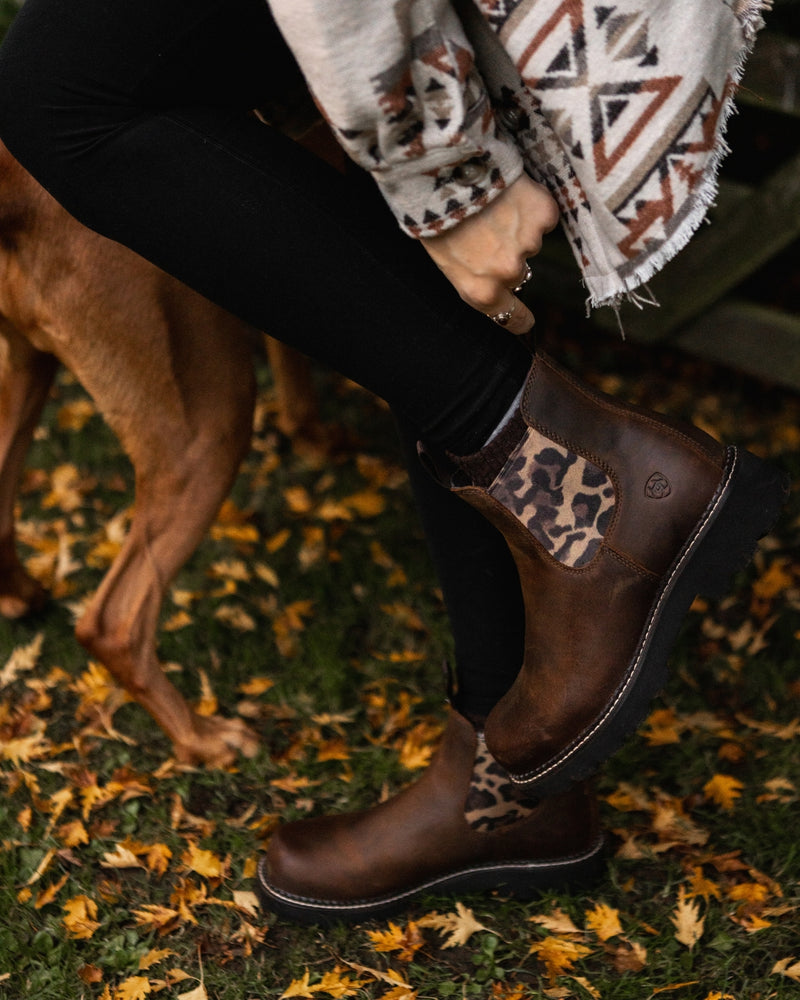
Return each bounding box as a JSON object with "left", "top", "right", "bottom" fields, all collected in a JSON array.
[
  {"left": 478, "top": 292, "right": 534, "bottom": 334},
  {"left": 420, "top": 173, "right": 559, "bottom": 335}
]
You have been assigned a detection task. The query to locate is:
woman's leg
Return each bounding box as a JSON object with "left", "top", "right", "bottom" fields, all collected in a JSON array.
[
  {"left": 396, "top": 417, "right": 524, "bottom": 718},
  {"left": 0, "top": 0, "right": 784, "bottom": 812},
  {"left": 0, "top": 0, "right": 530, "bottom": 455},
  {"left": 0, "top": 0, "right": 528, "bottom": 736}
]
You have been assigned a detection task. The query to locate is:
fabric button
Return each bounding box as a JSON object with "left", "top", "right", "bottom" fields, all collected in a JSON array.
[
  {"left": 500, "top": 106, "right": 524, "bottom": 131},
  {"left": 452, "top": 159, "right": 489, "bottom": 186}
]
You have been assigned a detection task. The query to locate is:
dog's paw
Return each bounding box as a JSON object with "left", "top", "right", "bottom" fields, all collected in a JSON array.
[
  {"left": 0, "top": 570, "right": 49, "bottom": 619},
  {"left": 174, "top": 714, "right": 260, "bottom": 768}
]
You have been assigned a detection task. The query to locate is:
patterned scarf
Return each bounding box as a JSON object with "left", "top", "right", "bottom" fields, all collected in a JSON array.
[{"left": 465, "top": 0, "right": 771, "bottom": 309}]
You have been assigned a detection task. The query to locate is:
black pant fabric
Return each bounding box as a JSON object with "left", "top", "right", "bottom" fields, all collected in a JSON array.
[
  {"left": 0, "top": 0, "right": 532, "bottom": 454},
  {"left": 0, "top": 0, "right": 528, "bottom": 713}
]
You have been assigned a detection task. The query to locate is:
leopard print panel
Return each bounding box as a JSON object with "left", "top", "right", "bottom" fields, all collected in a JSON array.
[
  {"left": 464, "top": 735, "right": 541, "bottom": 832},
  {"left": 489, "top": 427, "right": 616, "bottom": 568}
]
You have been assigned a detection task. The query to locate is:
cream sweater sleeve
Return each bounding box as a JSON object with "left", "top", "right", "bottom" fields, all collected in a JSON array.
[{"left": 267, "top": 0, "right": 524, "bottom": 237}]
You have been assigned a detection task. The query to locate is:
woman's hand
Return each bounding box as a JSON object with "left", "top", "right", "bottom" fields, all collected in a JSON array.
[{"left": 421, "top": 173, "right": 559, "bottom": 334}]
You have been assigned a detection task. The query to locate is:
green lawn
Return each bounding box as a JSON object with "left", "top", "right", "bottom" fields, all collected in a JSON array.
[
  {"left": 0, "top": 320, "right": 798, "bottom": 999},
  {"left": 0, "top": 5, "right": 798, "bottom": 993}
]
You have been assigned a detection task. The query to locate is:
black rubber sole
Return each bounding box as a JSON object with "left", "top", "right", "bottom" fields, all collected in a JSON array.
[
  {"left": 507, "top": 446, "right": 790, "bottom": 794},
  {"left": 255, "top": 835, "right": 605, "bottom": 925}
]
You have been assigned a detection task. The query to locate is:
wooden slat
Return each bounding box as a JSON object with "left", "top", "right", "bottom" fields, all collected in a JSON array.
[
  {"left": 739, "top": 33, "right": 800, "bottom": 118},
  {"left": 593, "top": 149, "right": 800, "bottom": 342},
  {"left": 676, "top": 298, "right": 800, "bottom": 389}
]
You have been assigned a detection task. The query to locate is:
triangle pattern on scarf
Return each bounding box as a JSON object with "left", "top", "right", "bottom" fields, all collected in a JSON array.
[
  {"left": 591, "top": 75, "right": 680, "bottom": 180},
  {"left": 616, "top": 23, "right": 651, "bottom": 61},
  {"left": 517, "top": 0, "right": 588, "bottom": 90},
  {"left": 603, "top": 12, "right": 640, "bottom": 52}
]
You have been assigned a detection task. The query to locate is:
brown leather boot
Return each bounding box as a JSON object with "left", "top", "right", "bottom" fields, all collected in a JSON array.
[
  {"left": 256, "top": 709, "right": 604, "bottom": 923},
  {"left": 450, "top": 353, "right": 788, "bottom": 793}
]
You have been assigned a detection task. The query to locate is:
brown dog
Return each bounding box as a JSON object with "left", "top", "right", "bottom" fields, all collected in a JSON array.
[{"left": 0, "top": 137, "right": 328, "bottom": 766}]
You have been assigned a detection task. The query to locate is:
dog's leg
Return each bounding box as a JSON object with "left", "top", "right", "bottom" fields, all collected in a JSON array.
[
  {"left": 74, "top": 447, "right": 261, "bottom": 766},
  {"left": 262, "top": 117, "right": 346, "bottom": 462},
  {"left": 264, "top": 336, "right": 330, "bottom": 454},
  {"left": 0, "top": 324, "right": 57, "bottom": 617},
  {"left": 64, "top": 280, "right": 262, "bottom": 766},
  {"left": 2, "top": 138, "right": 266, "bottom": 764}
]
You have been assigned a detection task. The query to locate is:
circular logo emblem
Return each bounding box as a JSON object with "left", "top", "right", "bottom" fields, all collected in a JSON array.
[{"left": 645, "top": 473, "right": 671, "bottom": 499}]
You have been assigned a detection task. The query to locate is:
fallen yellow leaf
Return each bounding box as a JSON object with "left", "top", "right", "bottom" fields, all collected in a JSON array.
[
  {"left": 239, "top": 676, "right": 275, "bottom": 696},
  {"left": 686, "top": 866, "right": 721, "bottom": 903},
  {"left": 529, "top": 907, "right": 582, "bottom": 935},
  {"left": 343, "top": 490, "right": 386, "bottom": 518},
  {"left": 752, "top": 559, "right": 795, "bottom": 600},
  {"left": 314, "top": 967, "right": 368, "bottom": 997},
  {"left": 368, "top": 921, "right": 425, "bottom": 962},
  {"left": 772, "top": 957, "right": 800, "bottom": 983},
  {"left": 101, "top": 844, "right": 145, "bottom": 870},
  {"left": 57, "top": 398, "right": 96, "bottom": 431},
  {"left": 213, "top": 604, "right": 256, "bottom": 632},
  {"left": 131, "top": 904, "right": 181, "bottom": 932},
  {"left": 279, "top": 969, "right": 313, "bottom": 999},
  {"left": 0, "top": 633, "right": 44, "bottom": 687},
  {"left": 43, "top": 463, "right": 85, "bottom": 512},
  {"left": 113, "top": 975, "right": 152, "bottom": 1000},
  {"left": 34, "top": 874, "right": 69, "bottom": 910},
  {"left": 138, "top": 949, "right": 176, "bottom": 971},
  {"left": 63, "top": 895, "right": 101, "bottom": 940},
  {"left": 585, "top": 901, "right": 623, "bottom": 941},
  {"left": 177, "top": 984, "right": 209, "bottom": 1000},
  {"left": 670, "top": 888, "right": 704, "bottom": 950},
  {"left": 703, "top": 774, "right": 744, "bottom": 810},
  {"left": 180, "top": 843, "right": 224, "bottom": 879},
  {"left": 528, "top": 936, "right": 593, "bottom": 984}
]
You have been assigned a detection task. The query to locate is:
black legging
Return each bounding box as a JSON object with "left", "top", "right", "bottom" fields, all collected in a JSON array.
[{"left": 0, "top": 0, "right": 526, "bottom": 715}]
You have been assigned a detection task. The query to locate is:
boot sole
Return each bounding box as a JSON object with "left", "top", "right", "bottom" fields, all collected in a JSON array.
[
  {"left": 508, "top": 446, "right": 790, "bottom": 793},
  {"left": 255, "top": 834, "right": 605, "bottom": 925}
]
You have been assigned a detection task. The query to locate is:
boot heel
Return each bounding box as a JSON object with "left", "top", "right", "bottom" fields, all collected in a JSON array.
[{"left": 692, "top": 448, "right": 789, "bottom": 600}]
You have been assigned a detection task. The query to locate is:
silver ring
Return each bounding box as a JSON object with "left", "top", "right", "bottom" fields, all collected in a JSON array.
[
  {"left": 514, "top": 263, "right": 533, "bottom": 293},
  {"left": 488, "top": 301, "right": 517, "bottom": 326}
]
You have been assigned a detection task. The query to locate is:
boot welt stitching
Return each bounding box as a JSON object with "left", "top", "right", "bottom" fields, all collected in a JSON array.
[
  {"left": 509, "top": 446, "right": 738, "bottom": 784},
  {"left": 256, "top": 834, "right": 605, "bottom": 912}
]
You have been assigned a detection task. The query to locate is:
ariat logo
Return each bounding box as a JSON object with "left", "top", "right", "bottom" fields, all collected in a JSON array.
[{"left": 645, "top": 473, "right": 671, "bottom": 499}]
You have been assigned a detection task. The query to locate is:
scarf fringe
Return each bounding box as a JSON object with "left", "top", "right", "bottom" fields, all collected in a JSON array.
[{"left": 587, "top": 0, "right": 771, "bottom": 314}]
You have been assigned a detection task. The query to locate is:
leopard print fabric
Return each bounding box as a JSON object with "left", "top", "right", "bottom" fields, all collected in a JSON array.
[
  {"left": 489, "top": 427, "right": 616, "bottom": 568},
  {"left": 464, "top": 735, "right": 540, "bottom": 832}
]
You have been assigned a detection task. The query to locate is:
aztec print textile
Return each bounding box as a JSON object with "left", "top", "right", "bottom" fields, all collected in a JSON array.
[
  {"left": 269, "top": 0, "right": 769, "bottom": 309},
  {"left": 465, "top": 0, "right": 771, "bottom": 308},
  {"left": 487, "top": 425, "right": 616, "bottom": 567}
]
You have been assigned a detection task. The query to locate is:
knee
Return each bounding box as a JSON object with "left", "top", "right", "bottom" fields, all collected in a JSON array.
[{"left": 0, "top": 10, "right": 60, "bottom": 172}]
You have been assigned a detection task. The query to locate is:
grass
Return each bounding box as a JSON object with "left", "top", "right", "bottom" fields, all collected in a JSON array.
[
  {"left": 0, "top": 320, "right": 798, "bottom": 1000},
  {"left": 0, "top": 5, "right": 798, "bottom": 993}
]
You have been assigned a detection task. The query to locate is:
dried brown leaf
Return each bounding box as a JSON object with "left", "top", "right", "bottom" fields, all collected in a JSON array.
[{"left": 612, "top": 939, "right": 647, "bottom": 973}]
